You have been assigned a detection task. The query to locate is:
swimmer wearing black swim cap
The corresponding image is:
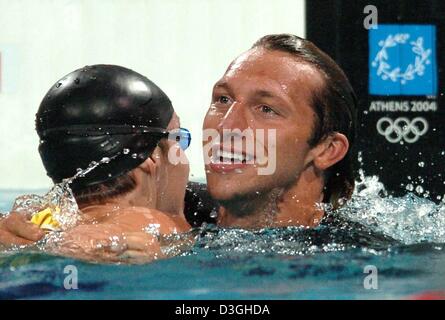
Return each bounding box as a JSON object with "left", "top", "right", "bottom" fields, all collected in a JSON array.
[
  {"left": 22, "top": 65, "right": 193, "bottom": 261},
  {"left": 36, "top": 64, "right": 175, "bottom": 190}
]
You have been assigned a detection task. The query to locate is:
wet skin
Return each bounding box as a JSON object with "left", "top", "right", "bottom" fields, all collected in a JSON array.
[{"left": 203, "top": 47, "right": 348, "bottom": 228}]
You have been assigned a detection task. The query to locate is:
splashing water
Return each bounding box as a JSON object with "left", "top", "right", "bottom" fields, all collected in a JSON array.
[
  {"left": 184, "top": 169, "right": 445, "bottom": 259},
  {"left": 1, "top": 147, "right": 444, "bottom": 261},
  {"left": 6, "top": 156, "right": 119, "bottom": 232},
  {"left": 191, "top": 225, "right": 356, "bottom": 258},
  {"left": 11, "top": 183, "right": 79, "bottom": 231},
  {"left": 334, "top": 174, "right": 445, "bottom": 245}
]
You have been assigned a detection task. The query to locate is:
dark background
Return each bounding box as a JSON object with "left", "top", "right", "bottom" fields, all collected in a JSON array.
[{"left": 306, "top": 0, "right": 445, "bottom": 201}]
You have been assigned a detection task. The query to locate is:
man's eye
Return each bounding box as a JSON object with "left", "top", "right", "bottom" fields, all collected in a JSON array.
[
  {"left": 218, "top": 96, "right": 230, "bottom": 104},
  {"left": 259, "top": 105, "right": 277, "bottom": 114}
]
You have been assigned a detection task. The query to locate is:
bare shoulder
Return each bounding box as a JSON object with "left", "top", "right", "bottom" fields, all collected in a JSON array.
[{"left": 111, "top": 207, "right": 182, "bottom": 234}]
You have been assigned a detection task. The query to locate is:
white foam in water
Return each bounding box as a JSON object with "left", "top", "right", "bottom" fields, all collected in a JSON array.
[
  {"left": 336, "top": 173, "right": 445, "bottom": 245},
  {"left": 7, "top": 156, "right": 118, "bottom": 232},
  {"left": 11, "top": 182, "right": 80, "bottom": 231}
]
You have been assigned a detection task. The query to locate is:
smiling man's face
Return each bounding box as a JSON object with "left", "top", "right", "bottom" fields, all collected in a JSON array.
[{"left": 203, "top": 47, "right": 326, "bottom": 203}]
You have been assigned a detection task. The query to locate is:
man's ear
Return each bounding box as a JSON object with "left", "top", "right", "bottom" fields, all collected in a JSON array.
[
  {"left": 310, "top": 133, "right": 349, "bottom": 171},
  {"left": 138, "top": 146, "right": 163, "bottom": 176}
]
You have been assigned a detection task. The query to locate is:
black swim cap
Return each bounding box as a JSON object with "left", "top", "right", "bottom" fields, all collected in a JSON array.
[{"left": 36, "top": 64, "right": 174, "bottom": 190}]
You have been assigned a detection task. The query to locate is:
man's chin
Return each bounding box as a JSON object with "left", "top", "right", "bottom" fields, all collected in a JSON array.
[
  {"left": 206, "top": 186, "right": 239, "bottom": 202},
  {"left": 205, "top": 169, "right": 289, "bottom": 203},
  {"left": 207, "top": 181, "right": 269, "bottom": 203}
]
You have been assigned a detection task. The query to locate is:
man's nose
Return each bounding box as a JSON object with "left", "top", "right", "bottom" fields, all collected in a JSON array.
[{"left": 217, "top": 102, "right": 248, "bottom": 131}]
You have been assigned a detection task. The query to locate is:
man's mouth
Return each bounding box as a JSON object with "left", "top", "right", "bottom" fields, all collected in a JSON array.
[
  {"left": 214, "top": 148, "right": 254, "bottom": 164},
  {"left": 209, "top": 147, "right": 255, "bottom": 173}
]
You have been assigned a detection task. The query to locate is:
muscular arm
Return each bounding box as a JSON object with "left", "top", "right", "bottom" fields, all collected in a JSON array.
[
  {"left": 0, "top": 213, "right": 45, "bottom": 248},
  {"left": 49, "top": 223, "right": 164, "bottom": 264},
  {"left": 0, "top": 207, "right": 192, "bottom": 263},
  {"left": 47, "top": 208, "right": 190, "bottom": 263}
]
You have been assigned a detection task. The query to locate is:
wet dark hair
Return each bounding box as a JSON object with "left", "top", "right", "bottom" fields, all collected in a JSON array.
[
  {"left": 74, "top": 173, "right": 136, "bottom": 207},
  {"left": 252, "top": 34, "right": 357, "bottom": 207}
]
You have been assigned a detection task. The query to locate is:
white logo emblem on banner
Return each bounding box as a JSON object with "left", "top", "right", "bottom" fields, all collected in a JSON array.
[
  {"left": 372, "top": 34, "right": 432, "bottom": 85},
  {"left": 376, "top": 117, "right": 428, "bottom": 143}
]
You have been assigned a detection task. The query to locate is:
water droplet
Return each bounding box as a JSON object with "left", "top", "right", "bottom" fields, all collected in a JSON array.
[
  {"left": 74, "top": 78, "right": 80, "bottom": 84},
  {"left": 418, "top": 161, "right": 425, "bottom": 168},
  {"left": 101, "top": 157, "right": 111, "bottom": 164},
  {"left": 415, "top": 185, "right": 424, "bottom": 194},
  {"left": 123, "top": 148, "right": 130, "bottom": 154},
  {"left": 210, "top": 210, "right": 218, "bottom": 219},
  {"left": 131, "top": 153, "right": 137, "bottom": 159},
  {"left": 406, "top": 184, "right": 414, "bottom": 192},
  {"left": 357, "top": 151, "right": 363, "bottom": 164},
  {"left": 56, "top": 82, "right": 62, "bottom": 88}
]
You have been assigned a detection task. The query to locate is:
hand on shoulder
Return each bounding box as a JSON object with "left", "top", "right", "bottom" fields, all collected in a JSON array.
[{"left": 50, "top": 223, "right": 163, "bottom": 264}]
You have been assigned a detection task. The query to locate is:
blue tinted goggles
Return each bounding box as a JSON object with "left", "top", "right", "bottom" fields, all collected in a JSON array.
[{"left": 165, "top": 127, "right": 191, "bottom": 150}]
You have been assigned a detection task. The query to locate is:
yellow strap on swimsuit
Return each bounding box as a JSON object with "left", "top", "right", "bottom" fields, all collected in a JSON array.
[{"left": 30, "top": 207, "right": 61, "bottom": 231}]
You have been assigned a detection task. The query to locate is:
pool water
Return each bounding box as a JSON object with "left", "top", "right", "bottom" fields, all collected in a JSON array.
[
  {"left": 1, "top": 179, "right": 445, "bottom": 300},
  {"left": 1, "top": 239, "right": 444, "bottom": 299}
]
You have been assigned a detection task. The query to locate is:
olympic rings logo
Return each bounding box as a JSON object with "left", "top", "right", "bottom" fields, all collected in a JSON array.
[{"left": 376, "top": 117, "right": 429, "bottom": 144}]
